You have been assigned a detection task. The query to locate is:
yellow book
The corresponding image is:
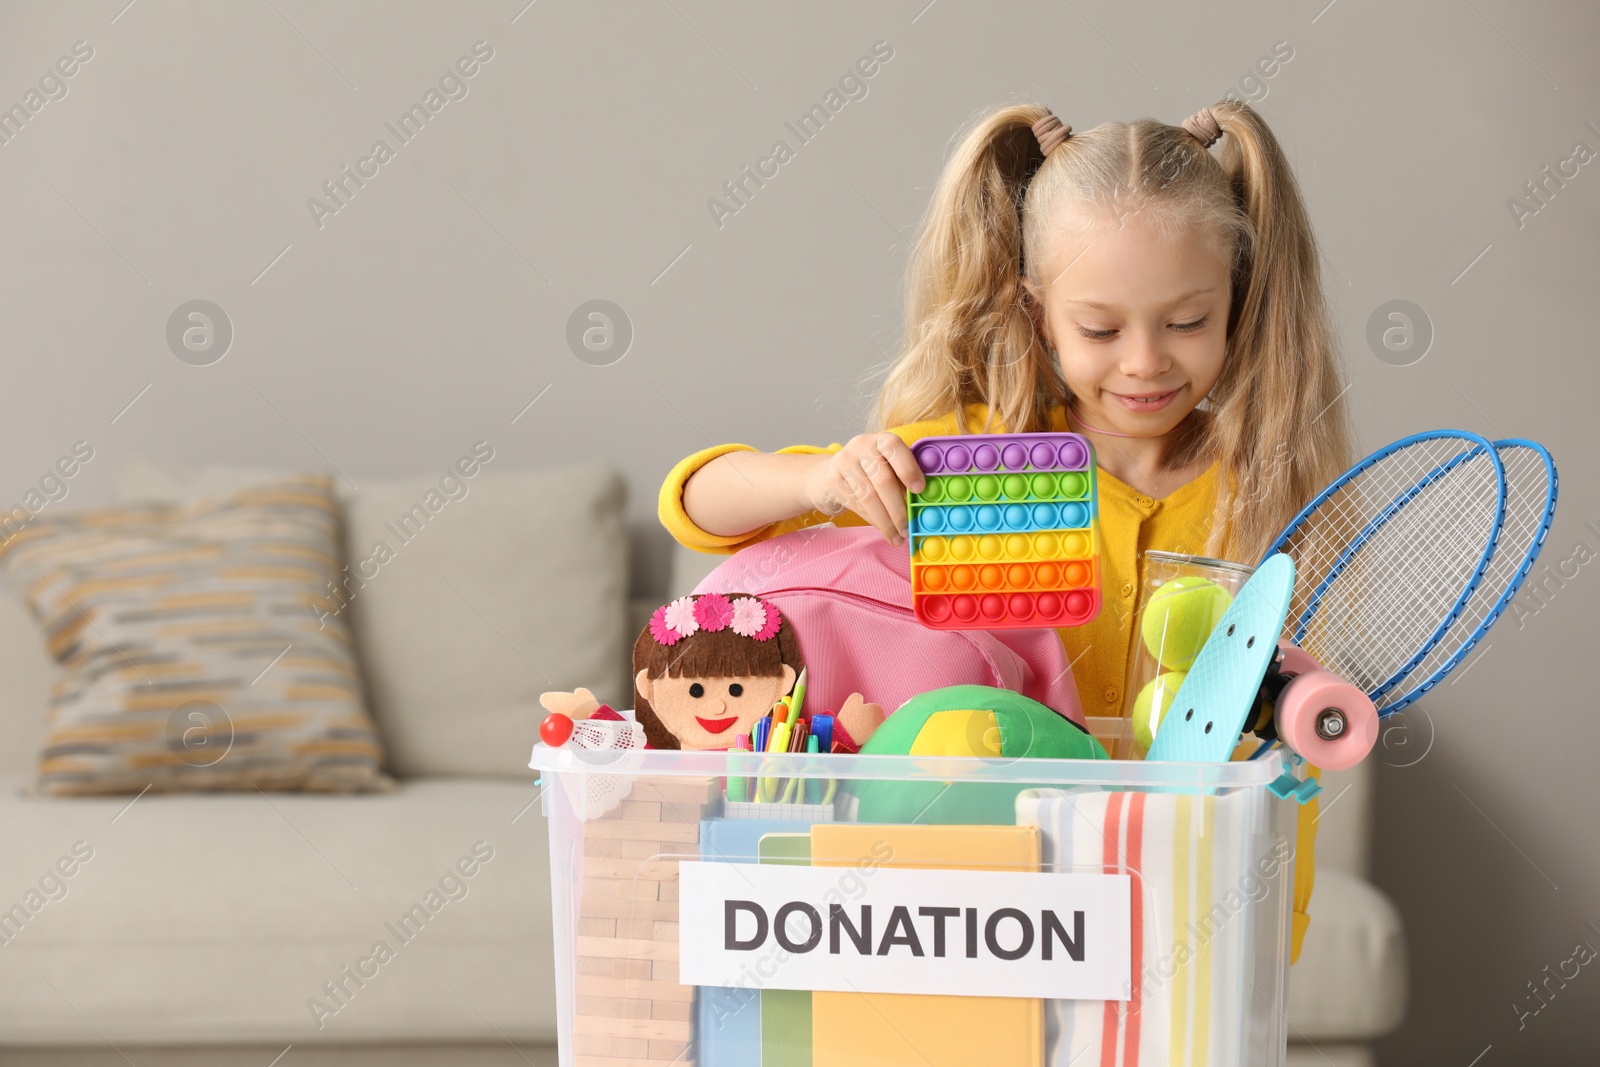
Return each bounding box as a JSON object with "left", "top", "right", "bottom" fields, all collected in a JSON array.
[{"left": 810, "top": 823, "right": 1043, "bottom": 1067}]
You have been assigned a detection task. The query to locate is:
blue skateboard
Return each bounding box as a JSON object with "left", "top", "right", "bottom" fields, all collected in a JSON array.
[
  {"left": 1144, "top": 553, "right": 1378, "bottom": 802},
  {"left": 1143, "top": 554, "right": 1314, "bottom": 793}
]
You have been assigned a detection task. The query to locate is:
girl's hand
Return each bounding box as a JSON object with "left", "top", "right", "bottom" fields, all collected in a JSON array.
[{"left": 803, "top": 433, "right": 926, "bottom": 546}]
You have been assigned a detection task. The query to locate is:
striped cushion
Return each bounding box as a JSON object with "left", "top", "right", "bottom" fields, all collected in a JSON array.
[{"left": 0, "top": 475, "right": 390, "bottom": 794}]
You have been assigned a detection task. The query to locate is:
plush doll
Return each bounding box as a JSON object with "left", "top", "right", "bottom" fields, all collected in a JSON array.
[
  {"left": 540, "top": 591, "right": 889, "bottom": 752},
  {"left": 830, "top": 692, "right": 886, "bottom": 753},
  {"left": 631, "top": 592, "right": 804, "bottom": 750}
]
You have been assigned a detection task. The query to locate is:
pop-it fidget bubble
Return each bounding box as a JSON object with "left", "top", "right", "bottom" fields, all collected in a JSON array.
[{"left": 908, "top": 433, "right": 1101, "bottom": 630}]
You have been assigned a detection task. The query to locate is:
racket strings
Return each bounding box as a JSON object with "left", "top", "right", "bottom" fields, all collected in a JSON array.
[
  {"left": 1279, "top": 439, "right": 1482, "bottom": 581},
  {"left": 1382, "top": 443, "right": 1555, "bottom": 711},
  {"left": 1305, "top": 467, "right": 1500, "bottom": 691},
  {"left": 1280, "top": 441, "right": 1501, "bottom": 693}
]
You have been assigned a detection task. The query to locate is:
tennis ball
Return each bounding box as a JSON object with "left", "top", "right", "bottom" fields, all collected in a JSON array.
[
  {"left": 1132, "top": 671, "right": 1187, "bottom": 750},
  {"left": 1140, "top": 577, "right": 1232, "bottom": 670}
]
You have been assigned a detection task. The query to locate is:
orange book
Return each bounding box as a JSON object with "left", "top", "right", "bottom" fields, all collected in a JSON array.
[{"left": 809, "top": 823, "right": 1043, "bottom": 1066}]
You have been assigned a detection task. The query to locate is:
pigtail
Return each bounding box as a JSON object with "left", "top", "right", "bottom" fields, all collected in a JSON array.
[
  {"left": 875, "top": 104, "right": 1068, "bottom": 435},
  {"left": 1199, "top": 102, "right": 1356, "bottom": 561},
  {"left": 875, "top": 98, "right": 1352, "bottom": 563}
]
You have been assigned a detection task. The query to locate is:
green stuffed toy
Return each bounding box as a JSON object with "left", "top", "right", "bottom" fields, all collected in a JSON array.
[{"left": 852, "top": 685, "right": 1108, "bottom": 825}]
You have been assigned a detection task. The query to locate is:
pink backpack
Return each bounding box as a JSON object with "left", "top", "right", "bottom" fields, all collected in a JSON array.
[{"left": 691, "top": 525, "right": 1085, "bottom": 726}]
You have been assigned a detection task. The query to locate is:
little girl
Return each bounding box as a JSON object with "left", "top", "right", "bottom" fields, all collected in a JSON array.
[{"left": 658, "top": 101, "right": 1354, "bottom": 964}]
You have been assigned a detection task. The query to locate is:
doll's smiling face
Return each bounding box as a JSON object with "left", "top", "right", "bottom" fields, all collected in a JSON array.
[{"left": 635, "top": 666, "right": 796, "bottom": 750}]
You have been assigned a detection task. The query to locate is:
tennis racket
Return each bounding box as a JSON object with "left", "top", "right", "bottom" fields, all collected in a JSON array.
[
  {"left": 1373, "top": 438, "right": 1558, "bottom": 713},
  {"left": 1264, "top": 430, "right": 1508, "bottom": 715}
]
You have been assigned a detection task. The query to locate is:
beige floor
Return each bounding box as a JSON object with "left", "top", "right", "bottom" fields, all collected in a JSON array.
[
  {"left": 0, "top": 1048, "right": 560, "bottom": 1067},
  {"left": 0, "top": 1043, "right": 1369, "bottom": 1067}
]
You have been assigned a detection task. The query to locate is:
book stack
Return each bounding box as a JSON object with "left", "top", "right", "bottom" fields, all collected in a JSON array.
[{"left": 572, "top": 774, "right": 717, "bottom": 1066}]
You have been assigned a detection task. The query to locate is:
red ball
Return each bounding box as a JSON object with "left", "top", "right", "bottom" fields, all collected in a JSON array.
[{"left": 540, "top": 712, "right": 574, "bottom": 747}]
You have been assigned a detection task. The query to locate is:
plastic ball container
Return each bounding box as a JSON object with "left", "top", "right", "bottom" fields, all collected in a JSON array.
[{"left": 1119, "top": 551, "right": 1255, "bottom": 760}]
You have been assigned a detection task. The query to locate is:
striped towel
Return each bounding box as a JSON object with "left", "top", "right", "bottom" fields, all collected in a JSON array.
[{"left": 1017, "top": 787, "right": 1283, "bottom": 1066}]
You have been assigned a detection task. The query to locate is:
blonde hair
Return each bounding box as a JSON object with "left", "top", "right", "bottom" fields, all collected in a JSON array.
[{"left": 874, "top": 101, "right": 1355, "bottom": 562}]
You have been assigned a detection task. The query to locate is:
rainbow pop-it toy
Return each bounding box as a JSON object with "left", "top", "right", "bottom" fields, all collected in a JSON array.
[{"left": 907, "top": 433, "right": 1101, "bottom": 630}]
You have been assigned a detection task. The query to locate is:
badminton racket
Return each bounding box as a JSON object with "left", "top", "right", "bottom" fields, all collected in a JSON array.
[
  {"left": 1372, "top": 438, "right": 1558, "bottom": 713},
  {"left": 1264, "top": 430, "right": 1506, "bottom": 713}
]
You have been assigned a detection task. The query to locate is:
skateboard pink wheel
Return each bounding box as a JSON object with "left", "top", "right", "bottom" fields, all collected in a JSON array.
[
  {"left": 1276, "top": 669, "right": 1378, "bottom": 770},
  {"left": 1276, "top": 640, "right": 1322, "bottom": 677}
]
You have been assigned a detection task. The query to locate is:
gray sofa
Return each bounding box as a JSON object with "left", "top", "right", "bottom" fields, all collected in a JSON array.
[{"left": 0, "top": 461, "right": 1406, "bottom": 1065}]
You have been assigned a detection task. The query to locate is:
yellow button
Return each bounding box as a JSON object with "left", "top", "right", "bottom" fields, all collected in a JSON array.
[
  {"left": 1103, "top": 686, "right": 1120, "bottom": 704},
  {"left": 1135, "top": 495, "right": 1154, "bottom": 508},
  {"left": 1120, "top": 581, "right": 1134, "bottom": 598}
]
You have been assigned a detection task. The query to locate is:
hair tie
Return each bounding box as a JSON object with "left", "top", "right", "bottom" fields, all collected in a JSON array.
[
  {"left": 1032, "top": 113, "right": 1072, "bottom": 157},
  {"left": 1181, "top": 107, "right": 1222, "bottom": 148}
]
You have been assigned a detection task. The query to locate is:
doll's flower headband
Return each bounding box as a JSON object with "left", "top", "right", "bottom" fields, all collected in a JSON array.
[{"left": 648, "top": 592, "right": 780, "bottom": 646}]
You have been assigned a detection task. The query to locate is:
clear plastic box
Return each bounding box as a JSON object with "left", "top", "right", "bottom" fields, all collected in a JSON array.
[{"left": 530, "top": 737, "right": 1298, "bottom": 1066}]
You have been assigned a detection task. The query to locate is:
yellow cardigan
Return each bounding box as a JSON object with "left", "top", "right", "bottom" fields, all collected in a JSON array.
[{"left": 658, "top": 402, "right": 1319, "bottom": 963}]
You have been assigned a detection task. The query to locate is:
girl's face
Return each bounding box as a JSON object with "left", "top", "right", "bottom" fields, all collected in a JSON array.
[
  {"left": 635, "top": 665, "right": 797, "bottom": 750},
  {"left": 1024, "top": 211, "right": 1232, "bottom": 438}
]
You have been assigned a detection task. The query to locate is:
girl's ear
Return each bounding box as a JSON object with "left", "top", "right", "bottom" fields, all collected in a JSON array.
[{"left": 634, "top": 669, "right": 653, "bottom": 703}]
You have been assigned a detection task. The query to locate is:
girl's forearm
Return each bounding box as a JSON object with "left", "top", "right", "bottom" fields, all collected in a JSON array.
[{"left": 682, "top": 451, "right": 824, "bottom": 538}]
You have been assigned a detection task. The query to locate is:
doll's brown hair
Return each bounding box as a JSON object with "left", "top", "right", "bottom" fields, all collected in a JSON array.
[{"left": 632, "top": 594, "right": 803, "bottom": 750}]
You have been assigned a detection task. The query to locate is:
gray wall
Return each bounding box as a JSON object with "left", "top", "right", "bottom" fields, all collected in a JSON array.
[{"left": 1, "top": 0, "right": 1596, "bottom": 1061}]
